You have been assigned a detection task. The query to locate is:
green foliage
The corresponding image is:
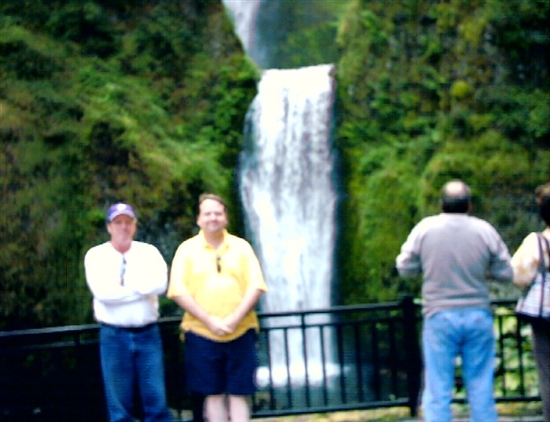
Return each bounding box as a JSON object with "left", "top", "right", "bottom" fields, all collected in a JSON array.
[
  {"left": 450, "top": 80, "right": 474, "bottom": 99},
  {"left": 494, "top": 309, "right": 540, "bottom": 397},
  {"left": 486, "top": 0, "right": 550, "bottom": 86},
  {"left": 335, "top": 0, "right": 550, "bottom": 304},
  {"left": 2, "top": 0, "right": 550, "bottom": 326},
  {"left": 0, "top": 0, "right": 258, "bottom": 329}
]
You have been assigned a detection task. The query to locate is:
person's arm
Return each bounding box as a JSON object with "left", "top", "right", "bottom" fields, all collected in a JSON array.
[
  {"left": 125, "top": 245, "right": 168, "bottom": 296},
  {"left": 223, "top": 287, "right": 265, "bottom": 333},
  {"left": 221, "top": 242, "right": 267, "bottom": 332},
  {"left": 84, "top": 250, "right": 142, "bottom": 304},
  {"left": 396, "top": 225, "right": 423, "bottom": 277},
  {"left": 487, "top": 227, "right": 514, "bottom": 283},
  {"left": 171, "top": 294, "right": 232, "bottom": 336},
  {"left": 511, "top": 232, "right": 539, "bottom": 289}
]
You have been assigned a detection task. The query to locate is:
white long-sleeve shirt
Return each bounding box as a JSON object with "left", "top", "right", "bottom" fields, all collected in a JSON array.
[
  {"left": 84, "top": 241, "right": 168, "bottom": 327},
  {"left": 396, "top": 213, "right": 513, "bottom": 317}
]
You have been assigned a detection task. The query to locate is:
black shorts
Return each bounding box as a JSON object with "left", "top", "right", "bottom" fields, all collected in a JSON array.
[{"left": 184, "top": 329, "right": 258, "bottom": 396}]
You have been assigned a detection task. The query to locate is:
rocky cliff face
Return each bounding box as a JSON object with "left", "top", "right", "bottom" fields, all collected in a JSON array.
[
  {"left": 334, "top": 0, "right": 550, "bottom": 303},
  {"left": 1, "top": 0, "right": 549, "bottom": 327},
  {"left": 0, "top": 0, "right": 258, "bottom": 329}
]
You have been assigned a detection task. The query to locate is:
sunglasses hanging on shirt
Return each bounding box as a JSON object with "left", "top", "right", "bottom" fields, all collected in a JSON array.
[{"left": 120, "top": 255, "right": 126, "bottom": 286}]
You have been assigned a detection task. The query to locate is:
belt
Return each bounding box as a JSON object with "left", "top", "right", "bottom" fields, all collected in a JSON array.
[{"left": 100, "top": 322, "right": 156, "bottom": 332}]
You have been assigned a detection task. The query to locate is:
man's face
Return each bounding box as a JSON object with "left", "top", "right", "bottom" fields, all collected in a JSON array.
[
  {"left": 197, "top": 199, "right": 228, "bottom": 234},
  {"left": 107, "top": 215, "right": 137, "bottom": 243}
]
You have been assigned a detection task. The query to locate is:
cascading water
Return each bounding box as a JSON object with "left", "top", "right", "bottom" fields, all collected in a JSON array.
[
  {"left": 239, "top": 64, "right": 339, "bottom": 386},
  {"left": 222, "top": 0, "right": 262, "bottom": 55},
  {"left": 221, "top": 0, "right": 342, "bottom": 389}
]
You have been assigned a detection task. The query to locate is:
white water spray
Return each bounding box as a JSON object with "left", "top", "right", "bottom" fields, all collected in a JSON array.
[
  {"left": 222, "top": 0, "right": 262, "bottom": 54},
  {"left": 239, "top": 64, "right": 338, "bottom": 386}
]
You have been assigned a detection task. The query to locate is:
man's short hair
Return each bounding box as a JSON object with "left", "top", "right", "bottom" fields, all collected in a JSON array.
[
  {"left": 440, "top": 180, "right": 471, "bottom": 214},
  {"left": 535, "top": 182, "right": 550, "bottom": 226},
  {"left": 198, "top": 193, "right": 227, "bottom": 213}
]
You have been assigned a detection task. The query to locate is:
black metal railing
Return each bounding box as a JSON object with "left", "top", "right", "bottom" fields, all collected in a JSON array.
[
  {"left": 250, "top": 296, "right": 422, "bottom": 418},
  {"left": 0, "top": 298, "right": 540, "bottom": 421}
]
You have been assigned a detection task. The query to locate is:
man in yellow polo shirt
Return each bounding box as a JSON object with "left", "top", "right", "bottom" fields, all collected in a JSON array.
[{"left": 168, "top": 193, "right": 267, "bottom": 422}]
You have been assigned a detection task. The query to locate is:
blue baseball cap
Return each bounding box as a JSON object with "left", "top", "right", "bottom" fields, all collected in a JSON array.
[{"left": 106, "top": 203, "right": 137, "bottom": 222}]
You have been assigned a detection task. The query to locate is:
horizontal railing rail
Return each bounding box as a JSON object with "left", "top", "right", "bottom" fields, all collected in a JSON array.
[{"left": 0, "top": 297, "right": 540, "bottom": 421}]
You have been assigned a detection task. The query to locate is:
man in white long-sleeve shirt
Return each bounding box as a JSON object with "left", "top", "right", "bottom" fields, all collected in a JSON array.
[
  {"left": 84, "top": 203, "right": 173, "bottom": 422},
  {"left": 396, "top": 180, "right": 513, "bottom": 422}
]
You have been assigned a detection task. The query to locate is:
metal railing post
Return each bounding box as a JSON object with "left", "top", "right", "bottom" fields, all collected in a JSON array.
[
  {"left": 400, "top": 295, "right": 422, "bottom": 417},
  {"left": 0, "top": 300, "right": 541, "bottom": 419}
]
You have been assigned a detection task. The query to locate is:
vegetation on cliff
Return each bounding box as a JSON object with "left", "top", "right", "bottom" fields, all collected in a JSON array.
[
  {"left": 0, "top": 0, "right": 258, "bottom": 329},
  {"left": 1, "top": 0, "right": 549, "bottom": 328},
  {"left": 335, "top": 0, "right": 550, "bottom": 303}
]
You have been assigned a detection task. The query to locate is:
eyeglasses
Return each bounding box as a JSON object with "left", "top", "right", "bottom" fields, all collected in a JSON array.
[{"left": 216, "top": 254, "right": 221, "bottom": 273}]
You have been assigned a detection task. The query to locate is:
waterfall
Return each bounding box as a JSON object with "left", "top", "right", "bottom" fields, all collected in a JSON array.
[
  {"left": 222, "top": 0, "right": 262, "bottom": 54},
  {"left": 221, "top": 0, "right": 340, "bottom": 388},
  {"left": 239, "top": 64, "right": 338, "bottom": 386}
]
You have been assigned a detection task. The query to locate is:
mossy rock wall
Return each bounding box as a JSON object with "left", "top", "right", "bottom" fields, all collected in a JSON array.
[
  {"left": 335, "top": 0, "right": 550, "bottom": 304},
  {"left": 0, "top": 0, "right": 258, "bottom": 328}
]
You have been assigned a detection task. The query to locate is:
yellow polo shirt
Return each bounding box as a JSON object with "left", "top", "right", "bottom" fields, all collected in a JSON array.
[{"left": 168, "top": 230, "right": 267, "bottom": 342}]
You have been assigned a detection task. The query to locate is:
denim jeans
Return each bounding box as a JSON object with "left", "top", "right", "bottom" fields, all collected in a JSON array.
[
  {"left": 421, "top": 308, "right": 498, "bottom": 422},
  {"left": 100, "top": 324, "right": 173, "bottom": 422}
]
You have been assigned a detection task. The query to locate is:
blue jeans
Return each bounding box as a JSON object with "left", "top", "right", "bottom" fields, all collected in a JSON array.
[
  {"left": 100, "top": 324, "right": 173, "bottom": 422},
  {"left": 422, "top": 308, "right": 497, "bottom": 422}
]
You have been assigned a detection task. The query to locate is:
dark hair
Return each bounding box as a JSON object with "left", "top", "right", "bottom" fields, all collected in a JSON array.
[
  {"left": 441, "top": 197, "right": 470, "bottom": 213},
  {"left": 535, "top": 183, "right": 550, "bottom": 226},
  {"left": 440, "top": 180, "right": 471, "bottom": 214},
  {"left": 198, "top": 193, "right": 227, "bottom": 213}
]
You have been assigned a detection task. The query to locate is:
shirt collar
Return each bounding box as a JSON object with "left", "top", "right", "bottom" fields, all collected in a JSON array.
[{"left": 198, "top": 229, "right": 229, "bottom": 251}]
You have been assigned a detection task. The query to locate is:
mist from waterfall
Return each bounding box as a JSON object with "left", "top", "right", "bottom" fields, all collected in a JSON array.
[{"left": 239, "top": 65, "right": 338, "bottom": 386}]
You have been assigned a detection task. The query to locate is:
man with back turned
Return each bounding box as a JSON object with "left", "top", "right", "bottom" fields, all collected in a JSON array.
[{"left": 396, "top": 180, "right": 513, "bottom": 422}]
